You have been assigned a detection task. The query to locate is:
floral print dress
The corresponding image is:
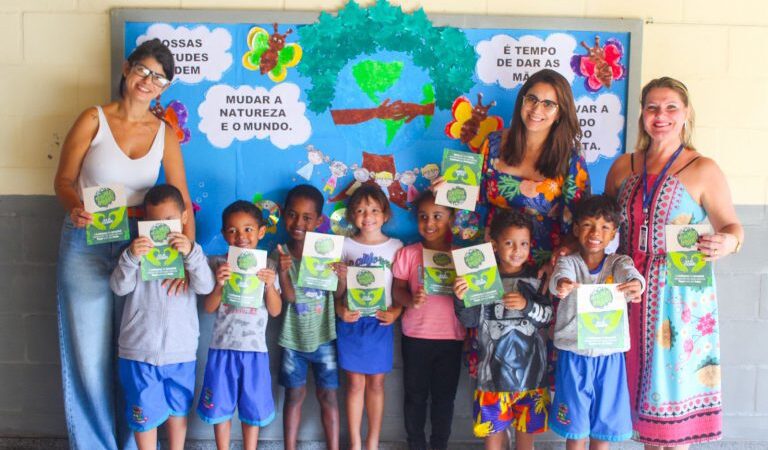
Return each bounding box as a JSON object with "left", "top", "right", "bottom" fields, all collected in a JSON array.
[
  {"left": 481, "top": 131, "right": 591, "bottom": 267},
  {"left": 618, "top": 169, "right": 722, "bottom": 446}
]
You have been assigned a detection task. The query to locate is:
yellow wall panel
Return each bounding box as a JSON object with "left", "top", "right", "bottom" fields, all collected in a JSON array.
[
  {"left": 0, "top": 116, "right": 25, "bottom": 167},
  {"left": 586, "top": 0, "right": 683, "bottom": 23},
  {"left": 0, "top": 168, "right": 57, "bottom": 194},
  {"left": 0, "top": 0, "right": 75, "bottom": 13},
  {"left": 728, "top": 27, "right": 768, "bottom": 79},
  {"left": 641, "top": 24, "right": 729, "bottom": 80},
  {"left": 11, "top": 64, "right": 80, "bottom": 118},
  {"left": 180, "top": 0, "right": 283, "bottom": 9},
  {"left": 0, "top": 13, "right": 23, "bottom": 63},
  {"left": 78, "top": 0, "right": 181, "bottom": 13},
  {"left": 23, "top": 13, "right": 109, "bottom": 64},
  {"left": 727, "top": 175, "right": 767, "bottom": 206},
  {"left": 683, "top": 0, "right": 768, "bottom": 26},
  {"left": 485, "top": 0, "right": 585, "bottom": 17},
  {"left": 19, "top": 115, "right": 71, "bottom": 169}
]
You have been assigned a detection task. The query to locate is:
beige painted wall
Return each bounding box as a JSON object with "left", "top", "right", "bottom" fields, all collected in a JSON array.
[{"left": 1, "top": 0, "right": 767, "bottom": 204}]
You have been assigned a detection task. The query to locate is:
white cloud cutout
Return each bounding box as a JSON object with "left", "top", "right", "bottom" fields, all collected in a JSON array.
[
  {"left": 136, "top": 24, "right": 232, "bottom": 84},
  {"left": 198, "top": 83, "right": 311, "bottom": 150}
]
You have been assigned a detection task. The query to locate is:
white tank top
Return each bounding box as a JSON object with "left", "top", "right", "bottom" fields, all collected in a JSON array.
[{"left": 78, "top": 106, "right": 165, "bottom": 206}]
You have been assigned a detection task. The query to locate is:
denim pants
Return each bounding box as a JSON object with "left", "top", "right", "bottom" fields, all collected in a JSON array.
[{"left": 57, "top": 216, "right": 137, "bottom": 450}]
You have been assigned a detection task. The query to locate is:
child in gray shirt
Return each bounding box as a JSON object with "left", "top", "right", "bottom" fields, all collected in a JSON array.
[
  {"left": 548, "top": 195, "right": 644, "bottom": 447},
  {"left": 110, "top": 184, "right": 214, "bottom": 448}
]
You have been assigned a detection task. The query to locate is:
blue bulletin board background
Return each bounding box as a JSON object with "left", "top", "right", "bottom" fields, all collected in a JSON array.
[{"left": 113, "top": 5, "right": 642, "bottom": 255}]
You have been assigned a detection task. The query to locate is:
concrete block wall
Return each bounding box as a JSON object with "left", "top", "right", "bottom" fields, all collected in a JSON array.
[
  {"left": 1, "top": 0, "right": 767, "bottom": 445},
  {"left": 2, "top": 196, "right": 766, "bottom": 444}
]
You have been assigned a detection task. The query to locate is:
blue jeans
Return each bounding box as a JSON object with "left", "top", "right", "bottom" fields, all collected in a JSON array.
[
  {"left": 57, "top": 216, "right": 137, "bottom": 450},
  {"left": 279, "top": 341, "right": 339, "bottom": 389}
]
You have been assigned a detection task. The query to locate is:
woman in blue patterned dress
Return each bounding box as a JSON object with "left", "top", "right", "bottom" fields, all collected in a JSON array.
[{"left": 605, "top": 77, "right": 743, "bottom": 449}]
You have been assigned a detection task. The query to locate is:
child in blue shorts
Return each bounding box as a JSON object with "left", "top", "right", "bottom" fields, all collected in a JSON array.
[
  {"left": 270, "top": 184, "right": 344, "bottom": 450},
  {"left": 548, "top": 195, "right": 645, "bottom": 448},
  {"left": 197, "top": 200, "right": 282, "bottom": 450},
  {"left": 110, "top": 184, "right": 215, "bottom": 450}
]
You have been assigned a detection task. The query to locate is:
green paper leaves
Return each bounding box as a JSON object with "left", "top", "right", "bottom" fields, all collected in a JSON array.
[{"left": 298, "top": 0, "right": 476, "bottom": 113}]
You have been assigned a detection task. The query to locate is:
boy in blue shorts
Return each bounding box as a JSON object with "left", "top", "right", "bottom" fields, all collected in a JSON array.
[
  {"left": 270, "top": 184, "right": 344, "bottom": 450},
  {"left": 110, "top": 184, "right": 215, "bottom": 450},
  {"left": 548, "top": 195, "right": 645, "bottom": 448},
  {"left": 197, "top": 200, "right": 283, "bottom": 450}
]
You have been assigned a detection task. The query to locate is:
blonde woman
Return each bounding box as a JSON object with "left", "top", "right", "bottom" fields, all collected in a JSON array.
[{"left": 605, "top": 77, "right": 743, "bottom": 449}]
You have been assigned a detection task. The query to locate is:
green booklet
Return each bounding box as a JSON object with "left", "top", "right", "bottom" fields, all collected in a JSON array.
[
  {"left": 83, "top": 184, "right": 130, "bottom": 246},
  {"left": 296, "top": 231, "right": 345, "bottom": 293},
  {"left": 347, "top": 266, "right": 387, "bottom": 316},
  {"left": 576, "top": 284, "right": 628, "bottom": 351},
  {"left": 422, "top": 249, "right": 456, "bottom": 296},
  {"left": 138, "top": 219, "right": 185, "bottom": 281},
  {"left": 435, "top": 148, "right": 483, "bottom": 211},
  {"left": 223, "top": 246, "right": 267, "bottom": 309},
  {"left": 665, "top": 224, "right": 714, "bottom": 287},
  {"left": 452, "top": 243, "right": 504, "bottom": 307}
]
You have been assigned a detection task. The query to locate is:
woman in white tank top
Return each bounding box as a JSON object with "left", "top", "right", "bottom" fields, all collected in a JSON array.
[{"left": 53, "top": 39, "right": 193, "bottom": 450}]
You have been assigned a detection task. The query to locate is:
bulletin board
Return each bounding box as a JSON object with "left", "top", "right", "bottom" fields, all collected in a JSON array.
[{"left": 111, "top": 3, "right": 642, "bottom": 254}]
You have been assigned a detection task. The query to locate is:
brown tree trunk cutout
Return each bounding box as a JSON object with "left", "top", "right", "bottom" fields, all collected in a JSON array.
[
  {"left": 331, "top": 99, "right": 435, "bottom": 125},
  {"left": 329, "top": 152, "right": 408, "bottom": 209}
]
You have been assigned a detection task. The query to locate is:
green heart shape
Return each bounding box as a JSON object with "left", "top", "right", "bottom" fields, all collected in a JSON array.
[
  {"left": 91, "top": 212, "right": 107, "bottom": 231},
  {"left": 161, "top": 247, "right": 179, "bottom": 266},
  {"left": 107, "top": 208, "right": 126, "bottom": 230}
]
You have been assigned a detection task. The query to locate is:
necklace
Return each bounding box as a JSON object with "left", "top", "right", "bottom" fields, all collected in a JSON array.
[{"left": 637, "top": 144, "right": 684, "bottom": 253}]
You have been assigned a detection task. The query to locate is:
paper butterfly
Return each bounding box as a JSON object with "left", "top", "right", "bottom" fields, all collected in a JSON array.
[
  {"left": 445, "top": 93, "right": 503, "bottom": 152},
  {"left": 243, "top": 23, "right": 303, "bottom": 83}
]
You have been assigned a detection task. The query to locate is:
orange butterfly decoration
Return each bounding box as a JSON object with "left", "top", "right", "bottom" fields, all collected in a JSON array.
[{"left": 445, "top": 93, "right": 503, "bottom": 152}]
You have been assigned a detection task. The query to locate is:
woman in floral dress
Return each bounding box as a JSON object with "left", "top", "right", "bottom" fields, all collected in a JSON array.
[
  {"left": 605, "top": 77, "right": 743, "bottom": 449},
  {"left": 480, "top": 69, "right": 590, "bottom": 270}
]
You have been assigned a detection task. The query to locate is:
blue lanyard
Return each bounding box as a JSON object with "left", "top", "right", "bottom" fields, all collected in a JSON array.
[{"left": 641, "top": 144, "right": 684, "bottom": 215}]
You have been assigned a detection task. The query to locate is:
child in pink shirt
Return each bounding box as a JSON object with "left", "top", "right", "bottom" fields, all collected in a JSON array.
[{"left": 392, "top": 191, "right": 465, "bottom": 450}]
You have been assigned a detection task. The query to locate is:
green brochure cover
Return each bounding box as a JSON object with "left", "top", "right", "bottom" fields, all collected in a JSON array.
[
  {"left": 223, "top": 246, "right": 267, "bottom": 309},
  {"left": 138, "top": 219, "right": 185, "bottom": 281},
  {"left": 83, "top": 184, "right": 130, "bottom": 246},
  {"left": 665, "top": 224, "right": 714, "bottom": 287},
  {"left": 452, "top": 243, "right": 504, "bottom": 307},
  {"left": 435, "top": 148, "right": 483, "bottom": 211},
  {"left": 296, "top": 232, "right": 345, "bottom": 294},
  {"left": 576, "top": 284, "right": 628, "bottom": 351},
  {"left": 347, "top": 266, "right": 387, "bottom": 316},
  {"left": 422, "top": 249, "right": 456, "bottom": 296}
]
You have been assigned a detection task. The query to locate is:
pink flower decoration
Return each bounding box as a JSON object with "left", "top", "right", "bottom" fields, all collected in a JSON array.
[
  {"left": 684, "top": 338, "right": 694, "bottom": 353},
  {"left": 696, "top": 313, "right": 716, "bottom": 336},
  {"left": 681, "top": 306, "right": 691, "bottom": 323},
  {"left": 570, "top": 37, "right": 626, "bottom": 93}
]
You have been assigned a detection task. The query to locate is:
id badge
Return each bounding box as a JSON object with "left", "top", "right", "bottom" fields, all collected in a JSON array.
[{"left": 638, "top": 223, "right": 649, "bottom": 253}]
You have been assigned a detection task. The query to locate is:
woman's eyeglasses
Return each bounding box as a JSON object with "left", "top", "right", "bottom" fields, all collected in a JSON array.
[
  {"left": 132, "top": 64, "right": 170, "bottom": 88},
  {"left": 522, "top": 94, "right": 559, "bottom": 113}
]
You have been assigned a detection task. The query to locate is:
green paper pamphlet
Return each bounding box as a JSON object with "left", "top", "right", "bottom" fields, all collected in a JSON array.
[
  {"left": 665, "top": 224, "right": 714, "bottom": 287},
  {"left": 223, "top": 246, "right": 267, "bottom": 309},
  {"left": 83, "top": 184, "right": 130, "bottom": 246},
  {"left": 435, "top": 149, "right": 483, "bottom": 211},
  {"left": 452, "top": 243, "right": 504, "bottom": 307},
  {"left": 422, "top": 248, "right": 456, "bottom": 296},
  {"left": 576, "top": 284, "right": 628, "bottom": 351},
  {"left": 296, "top": 232, "right": 344, "bottom": 293},
  {"left": 138, "top": 219, "right": 185, "bottom": 281},
  {"left": 347, "top": 266, "right": 387, "bottom": 316}
]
